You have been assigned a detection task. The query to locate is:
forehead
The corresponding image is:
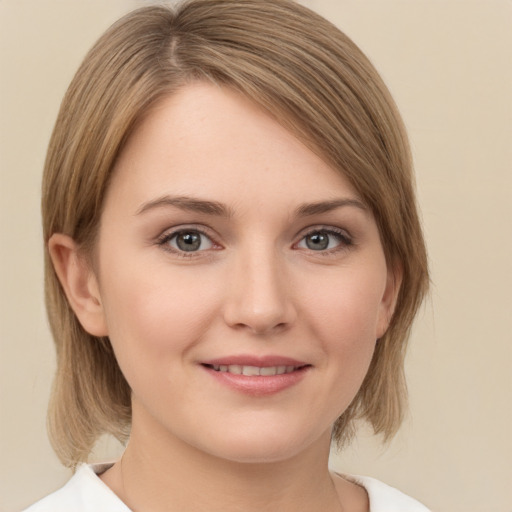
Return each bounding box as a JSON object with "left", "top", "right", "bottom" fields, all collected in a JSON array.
[{"left": 107, "top": 83, "right": 362, "bottom": 216}]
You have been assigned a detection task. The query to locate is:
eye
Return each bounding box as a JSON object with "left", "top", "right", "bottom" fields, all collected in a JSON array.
[
  {"left": 296, "top": 229, "right": 351, "bottom": 252},
  {"left": 163, "top": 230, "right": 214, "bottom": 253}
]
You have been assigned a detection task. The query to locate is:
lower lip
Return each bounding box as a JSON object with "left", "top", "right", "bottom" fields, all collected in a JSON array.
[{"left": 202, "top": 366, "right": 310, "bottom": 396}]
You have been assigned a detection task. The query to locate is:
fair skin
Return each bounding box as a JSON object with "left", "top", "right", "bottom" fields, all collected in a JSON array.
[{"left": 50, "top": 83, "right": 400, "bottom": 512}]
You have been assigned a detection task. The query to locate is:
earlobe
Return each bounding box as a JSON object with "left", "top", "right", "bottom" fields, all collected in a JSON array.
[
  {"left": 376, "top": 263, "right": 403, "bottom": 339},
  {"left": 48, "top": 233, "right": 108, "bottom": 337}
]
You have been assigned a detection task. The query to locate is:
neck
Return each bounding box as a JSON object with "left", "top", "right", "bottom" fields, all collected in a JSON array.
[{"left": 103, "top": 421, "right": 343, "bottom": 512}]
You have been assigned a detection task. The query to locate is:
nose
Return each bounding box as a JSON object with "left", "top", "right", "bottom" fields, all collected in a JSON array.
[{"left": 222, "top": 247, "right": 297, "bottom": 335}]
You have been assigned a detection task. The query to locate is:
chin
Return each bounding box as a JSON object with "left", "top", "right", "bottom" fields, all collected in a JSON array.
[{"left": 192, "top": 423, "right": 330, "bottom": 465}]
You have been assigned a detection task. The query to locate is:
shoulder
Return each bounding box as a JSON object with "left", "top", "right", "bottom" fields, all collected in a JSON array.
[
  {"left": 349, "top": 475, "right": 431, "bottom": 512},
  {"left": 22, "top": 463, "right": 130, "bottom": 512}
]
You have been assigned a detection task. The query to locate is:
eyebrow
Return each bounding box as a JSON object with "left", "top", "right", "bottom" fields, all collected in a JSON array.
[
  {"left": 136, "top": 195, "right": 232, "bottom": 217},
  {"left": 295, "top": 198, "right": 367, "bottom": 217},
  {"left": 136, "top": 195, "right": 366, "bottom": 218}
]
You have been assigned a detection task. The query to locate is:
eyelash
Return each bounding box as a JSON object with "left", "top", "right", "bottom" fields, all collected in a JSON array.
[
  {"left": 156, "top": 226, "right": 219, "bottom": 258},
  {"left": 294, "top": 226, "right": 353, "bottom": 255},
  {"left": 156, "top": 225, "right": 353, "bottom": 257}
]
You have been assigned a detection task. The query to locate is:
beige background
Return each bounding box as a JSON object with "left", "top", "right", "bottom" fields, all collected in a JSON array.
[{"left": 1, "top": 1, "right": 511, "bottom": 511}]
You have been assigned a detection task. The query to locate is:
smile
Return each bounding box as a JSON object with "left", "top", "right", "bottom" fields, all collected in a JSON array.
[
  {"left": 201, "top": 357, "right": 311, "bottom": 395},
  {"left": 205, "top": 364, "right": 306, "bottom": 376}
]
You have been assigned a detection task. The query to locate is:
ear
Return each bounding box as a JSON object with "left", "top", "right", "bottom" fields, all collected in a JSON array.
[
  {"left": 48, "top": 233, "right": 108, "bottom": 337},
  {"left": 376, "top": 262, "right": 403, "bottom": 339}
]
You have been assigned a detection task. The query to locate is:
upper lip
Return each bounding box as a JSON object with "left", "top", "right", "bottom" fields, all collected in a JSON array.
[{"left": 201, "top": 355, "right": 310, "bottom": 368}]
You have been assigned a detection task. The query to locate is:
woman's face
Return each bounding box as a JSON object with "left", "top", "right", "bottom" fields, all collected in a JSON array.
[{"left": 89, "top": 83, "right": 397, "bottom": 463}]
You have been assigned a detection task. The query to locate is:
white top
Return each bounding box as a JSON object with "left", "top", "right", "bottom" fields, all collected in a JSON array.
[{"left": 23, "top": 463, "right": 431, "bottom": 512}]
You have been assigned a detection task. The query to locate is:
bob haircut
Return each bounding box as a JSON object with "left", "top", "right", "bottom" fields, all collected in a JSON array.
[{"left": 42, "top": 0, "right": 429, "bottom": 467}]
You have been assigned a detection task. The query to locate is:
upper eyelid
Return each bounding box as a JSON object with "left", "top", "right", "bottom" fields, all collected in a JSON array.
[
  {"left": 157, "top": 224, "right": 216, "bottom": 240},
  {"left": 156, "top": 228, "right": 221, "bottom": 258},
  {"left": 294, "top": 225, "right": 352, "bottom": 240},
  {"left": 155, "top": 224, "right": 352, "bottom": 248},
  {"left": 156, "top": 226, "right": 219, "bottom": 249},
  {"left": 293, "top": 226, "right": 354, "bottom": 252}
]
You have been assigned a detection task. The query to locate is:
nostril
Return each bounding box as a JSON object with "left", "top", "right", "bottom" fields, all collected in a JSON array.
[{"left": 222, "top": 274, "right": 297, "bottom": 334}]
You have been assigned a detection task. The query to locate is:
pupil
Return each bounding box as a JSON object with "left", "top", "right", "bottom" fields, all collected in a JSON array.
[
  {"left": 306, "top": 232, "right": 329, "bottom": 250},
  {"left": 177, "top": 232, "right": 201, "bottom": 251}
]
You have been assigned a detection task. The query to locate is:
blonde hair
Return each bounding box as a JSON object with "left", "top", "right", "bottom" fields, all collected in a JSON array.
[{"left": 43, "top": 0, "right": 429, "bottom": 467}]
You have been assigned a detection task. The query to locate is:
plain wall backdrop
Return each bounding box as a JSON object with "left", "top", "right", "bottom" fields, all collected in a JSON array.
[{"left": 1, "top": 1, "right": 511, "bottom": 511}]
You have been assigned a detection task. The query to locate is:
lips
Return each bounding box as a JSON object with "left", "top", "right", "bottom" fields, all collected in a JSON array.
[
  {"left": 200, "top": 355, "right": 311, "bottom": 396},
  {"left": 206, "top": 364, "right": 304, "bottom": 376}
]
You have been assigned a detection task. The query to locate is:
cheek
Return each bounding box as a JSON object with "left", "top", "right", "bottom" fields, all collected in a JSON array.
[
  {"left": 304, "top": 267, "right": 386, "bottom": 347},
  {"left": 300, "top": 267, "right": 386, "bottom": 399},
  {"left": 98, "top": 263, "right": 222, "bottom": 379}
]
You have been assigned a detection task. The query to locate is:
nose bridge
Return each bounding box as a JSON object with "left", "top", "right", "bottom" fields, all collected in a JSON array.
[{"left": 223, "top": 239, "right": 295, "bottom": 334}]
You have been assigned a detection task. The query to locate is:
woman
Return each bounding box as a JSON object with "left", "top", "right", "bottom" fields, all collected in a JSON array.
[{"left": 26, "top": 1, "right": 430, "bottom": 510}]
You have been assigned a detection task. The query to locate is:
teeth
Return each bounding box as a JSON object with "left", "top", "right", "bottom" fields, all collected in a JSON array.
[
  {"left": 210, "top": 364, "right": 301, "bottom": 376},
  {"left": 241, "top": 365, "right": 260, "bottom": 376},
  {"left": 228, "top": 364, "right": 242, "bottom": 375}
]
